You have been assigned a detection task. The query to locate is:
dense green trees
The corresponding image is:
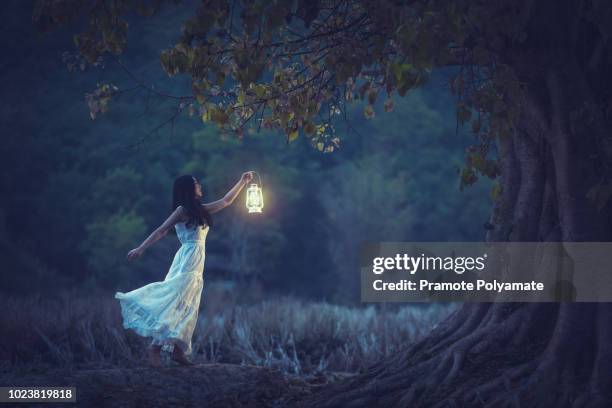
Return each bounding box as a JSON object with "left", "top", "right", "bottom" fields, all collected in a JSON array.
[
  {"left": 24, "top": 0, "right": 612, "bottom": 405},
  {"left": 1, "top": 1, "right": 489, "bottom": 303}
]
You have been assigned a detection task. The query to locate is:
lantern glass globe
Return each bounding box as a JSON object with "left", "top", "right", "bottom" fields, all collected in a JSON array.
[{"left": 246, "top": 183, "right": 263, "bottom": 213}]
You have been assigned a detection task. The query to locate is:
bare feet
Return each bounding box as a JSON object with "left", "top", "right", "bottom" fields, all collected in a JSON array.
[
  {"left": 171, "top": 346, "right": 195, "bottom": 366},
  {"left": 148, "top": 345, "right": 162, "bottom": 367}
]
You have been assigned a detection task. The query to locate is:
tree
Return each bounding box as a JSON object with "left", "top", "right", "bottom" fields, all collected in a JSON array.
[
  {"left": 319, "top": 153, "right": 413, "bottom": 303},
  {"left": 33, "top": 0, "right": 612, "bottom": 405}
]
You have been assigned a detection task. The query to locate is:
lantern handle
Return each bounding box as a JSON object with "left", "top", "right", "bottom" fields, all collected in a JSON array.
[{"left": 251, "top": 170, "right": 262, "bottom": 189}]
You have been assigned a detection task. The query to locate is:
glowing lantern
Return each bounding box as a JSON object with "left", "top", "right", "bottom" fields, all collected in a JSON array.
[{"left": 246, "top": 172, "right": 263, "bottom": 213}]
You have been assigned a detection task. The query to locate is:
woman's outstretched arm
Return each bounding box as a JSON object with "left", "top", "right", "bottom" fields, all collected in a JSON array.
[
  {"left": 202, "top": 171, "right": 254, "bottom": 214},
  {"left": 126, "top": 206, "right": 186, "bottom": 261}
]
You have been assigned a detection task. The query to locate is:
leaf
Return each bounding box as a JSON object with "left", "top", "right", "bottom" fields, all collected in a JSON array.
[
  {"left": 253, "top": 84, "right": 267, "bottom": 98},
  {"left": 384, "top": 98, "right": 394, "bottom": 112},
  {"left": 459, "top": 167, "right": 478, "bottom": 191},
  {"left": 468, "top": 152, "right": 498, "bottom": 179},
  {"left": 280, "top": 111, "right": 290, "bottom": 128},
  {"left": 490, "top": 182, "right": 502, "bottom": 201},
  {"left": 358, "top": 82, "right": 369, "bottom": 100},
  {"left": 391, "top": 62, "right": 403, "bottom": 83},
  {"left": 367, "top": 88, "right": 377, "bottom": 105},
  {"left": 201, "top": 107, "right": 211, "bottom": 122},
  {"left": 215, "top": 108, "right": 229, "bottom": 125},
  {"left": 457, "top": 103, "right": 472, "bottom": 124},
  {"left": 397, "top": 83, "right": 410, "bottom": 97},
  {"left": 288, "top": 128, "right": 299, "bottom": 142},
  {"left": 364, "top": 105, "right": 375, "bottom": 119}
]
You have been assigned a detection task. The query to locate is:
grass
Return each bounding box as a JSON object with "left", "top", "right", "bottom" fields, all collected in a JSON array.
[{"left": 0, "top": 290, "right": 455, "bottom": 377}]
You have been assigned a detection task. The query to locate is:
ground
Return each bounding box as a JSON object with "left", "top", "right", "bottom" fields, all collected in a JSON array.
[{"left": 0, "top": 363, "right": 354, "bottom": 407}]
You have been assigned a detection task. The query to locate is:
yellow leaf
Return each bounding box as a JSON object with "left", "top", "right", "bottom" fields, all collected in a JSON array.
[{"left": 201, "top": 107, "right": 211, "bottom": 122}]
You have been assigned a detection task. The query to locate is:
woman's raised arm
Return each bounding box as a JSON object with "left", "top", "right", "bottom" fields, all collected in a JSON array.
[{"left": 202, "top": 171, "right": 254, "bottom": 214}]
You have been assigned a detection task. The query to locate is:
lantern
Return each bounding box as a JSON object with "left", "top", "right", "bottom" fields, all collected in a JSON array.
[{"left": 246, "top": 172, "right": 263, "bottom": 213}]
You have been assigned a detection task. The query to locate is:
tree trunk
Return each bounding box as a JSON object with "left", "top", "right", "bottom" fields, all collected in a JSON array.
[{"left": 297, "top": 15, "right": 612, "bottom": 407}]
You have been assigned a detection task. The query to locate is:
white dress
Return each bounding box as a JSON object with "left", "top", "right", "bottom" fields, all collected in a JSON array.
[{"left": 115, "top": 220, "right": 209, "bottom": 356}]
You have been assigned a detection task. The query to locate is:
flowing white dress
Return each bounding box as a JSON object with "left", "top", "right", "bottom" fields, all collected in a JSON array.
[{"left": 115, "top": 220, "right": 209, "bottom": 356}]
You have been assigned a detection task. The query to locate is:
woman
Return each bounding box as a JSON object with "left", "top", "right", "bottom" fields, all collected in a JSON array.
[{"left": 115, "top": 171, "right": 254, "bottom": 367}]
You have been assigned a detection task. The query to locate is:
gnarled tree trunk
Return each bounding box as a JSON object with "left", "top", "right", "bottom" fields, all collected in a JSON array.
[{"left": 298, "top": 4, "right": 612, "bottom": 406}]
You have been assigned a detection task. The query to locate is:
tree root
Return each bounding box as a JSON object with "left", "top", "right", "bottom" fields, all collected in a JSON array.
[{"left": 298, "top": 302, "right": 611, "bottom": 408}]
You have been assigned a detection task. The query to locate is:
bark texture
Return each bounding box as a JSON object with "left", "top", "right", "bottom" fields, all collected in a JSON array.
[{"left": 297, "top": 1, "right": 612, "bottom": 406}]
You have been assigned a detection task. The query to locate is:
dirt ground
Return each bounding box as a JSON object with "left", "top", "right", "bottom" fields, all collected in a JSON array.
[{"left": 0, "top": 363, "right": 356, "bottom": 407}]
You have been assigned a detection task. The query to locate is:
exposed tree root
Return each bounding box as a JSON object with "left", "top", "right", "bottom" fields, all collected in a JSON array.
[
  {"left": 297, "top": 302, "right": 611, "bottom": 408},
  {"left": 298, "top": 6, "right": 612, "bottom": 406}
]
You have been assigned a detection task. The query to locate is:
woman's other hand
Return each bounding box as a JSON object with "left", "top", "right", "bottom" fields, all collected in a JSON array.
[
  {"left": 241, "top": 171, "right": 254, "bottom": 184},
  {"left": 127, "top": 246, "right": 145, "bottom": 261}
]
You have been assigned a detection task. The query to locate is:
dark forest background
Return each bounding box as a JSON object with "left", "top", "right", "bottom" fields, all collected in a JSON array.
[
  {"left": 3, "top": 2, "right": 611, "bottom": 405},
  {"left": 0, "top": 0, "right": 492, "bottom": 305}
]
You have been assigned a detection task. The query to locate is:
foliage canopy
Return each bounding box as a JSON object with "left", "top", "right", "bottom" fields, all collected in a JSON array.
[{"left": 32, "top": 0, "right": 578, "bottom": 188}]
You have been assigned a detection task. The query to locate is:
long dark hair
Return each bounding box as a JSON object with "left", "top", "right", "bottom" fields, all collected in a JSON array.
[{"left": 172, "top": 174, "right": 213, "bottom": 229}]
